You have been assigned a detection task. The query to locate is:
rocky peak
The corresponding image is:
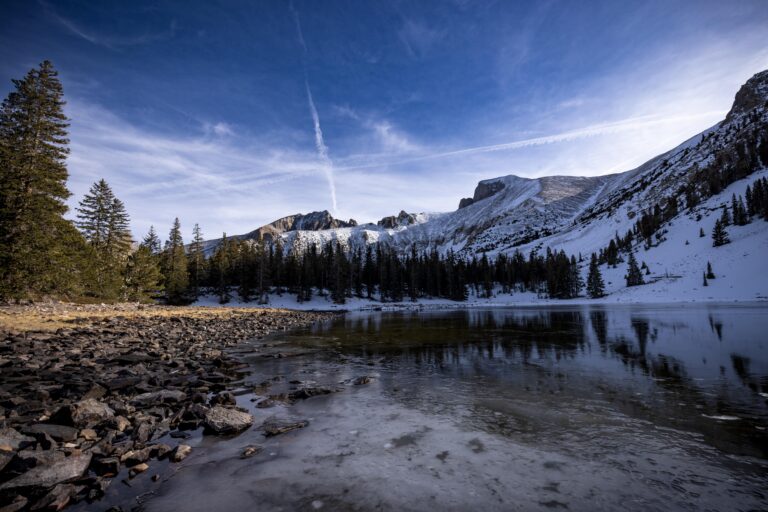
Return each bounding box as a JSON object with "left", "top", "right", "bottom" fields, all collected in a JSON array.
[
  {"left": 378, "top": 210, "right": 417, "bottom": 229},
  {"left": 726, "top": 69, "right": 768, "bottom": 122}
]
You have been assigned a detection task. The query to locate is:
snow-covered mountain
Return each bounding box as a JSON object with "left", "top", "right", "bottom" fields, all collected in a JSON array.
[{"left": 202, "top": 69, "right": 768, "bottom": 300}]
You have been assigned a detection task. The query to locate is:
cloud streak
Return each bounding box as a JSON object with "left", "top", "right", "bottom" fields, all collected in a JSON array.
[
  {"left": 290, "top": 0, "right": 338, "bottom": 212},
  {"left": 335, "top": 110, "right": 724, "bottom": 172}
]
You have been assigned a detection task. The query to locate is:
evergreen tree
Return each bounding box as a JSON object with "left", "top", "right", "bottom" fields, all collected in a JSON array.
[
  {"left": 706, "top": 261, "right": 715, "bottom": 279},
  {"left": 211, "top": 233, "right": 231, "bottom": 304},
  {"left": 188, "top": 223, "right": 206, "bottom": 298},
  {"left": 141, "top": 226, "right": 161, "bottom": 254},
  {"left": 163, "top": 218, "right": 189, "bottom": 304},
  {"left": 712, "top": 219, "right": 730, "bottom": 247},
  {"left": 702, "top": 272, "right": 708, "bottom": 287},
  {"left": 0, "top": 61, "right": 78, "bottom": 299},
  {"left": 124, "top": 246, "right": 163, "bottom": 302},
  {"left": 625, "top": 252, "right": 644, "bottom": 287},
  {"left": 699, "top": 227, "right": 705, "bottom": 238},
  {"left": 76, "top": 179, "right": 132, "bottom": 299},
  {"left": 586, "top": 253, "right": 605, "bottom": 298},
  {"left": 720, "top": 205, "right": 731, "bottom": 226}
]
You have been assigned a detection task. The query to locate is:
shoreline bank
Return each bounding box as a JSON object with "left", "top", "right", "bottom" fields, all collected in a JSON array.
[{"left": 0, "top": 302, "right": 338, "bottom": 511}]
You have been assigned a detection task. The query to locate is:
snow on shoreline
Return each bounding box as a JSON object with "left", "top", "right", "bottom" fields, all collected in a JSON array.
[{"left": 192, "top": 287, "right": 767, "bottom": 312}]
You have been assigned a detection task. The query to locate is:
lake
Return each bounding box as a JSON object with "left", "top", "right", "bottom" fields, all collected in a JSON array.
[{"left": 144, "top": 304, "right": 768, "bottom": 511}]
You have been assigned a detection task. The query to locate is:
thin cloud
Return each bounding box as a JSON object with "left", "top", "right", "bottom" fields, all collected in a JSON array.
[
  {"left": 41, "top": 1, "right": 176, "bottom": 49},
  {"left": 336, "top": 110, "right": 724, "bottom": 172}
]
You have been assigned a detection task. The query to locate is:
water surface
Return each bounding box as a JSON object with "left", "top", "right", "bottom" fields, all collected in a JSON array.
[{"left": 146, "top": 304, "right": 768, "bottom": 511}]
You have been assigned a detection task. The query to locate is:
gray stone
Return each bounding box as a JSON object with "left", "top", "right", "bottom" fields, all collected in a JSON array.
[
  {"left": 130, "top": 390, "right": 187, "bottom": 407},
  {"left": 0, "top": 451, "right": 91, "bottom": 491},
  {"left": 170, "top": 444, "right": 191, "bottom": 462},
  {"left": 0, "top": 427, "right": 35, "bottom": 451},
  {"left": 23, "top": 424, "right": 79, "bottom": 443},
  {"left": 202, "top": 406, "right": 254, "bottom": 435},
  {"left": 262, "top": 417, "right": 309, "bottom": 437}
]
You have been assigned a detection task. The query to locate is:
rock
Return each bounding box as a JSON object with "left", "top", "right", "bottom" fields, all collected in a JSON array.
[
  {"left": 209, "top": 391, "right": 236, "bottom": 406},
  {"left": 262, "top": 417, "right": 309, "bottom": 437},
  {"left": 91, "top": 456, "right": 120, "bottom": 476},
  {"left": 130, "top": 390, "right": 187, "bottom": 407},
  {"left": 51, "top": 399, "right": 115, "bottom": 428},
  {"left": 287, "top": 387, "right": 335, "bottom": 401},
  {"left": 0, "top": 452, "right": 92, "bottom": 491},
  {"left": 120, "top": 447, "right": 151, "bottom": 466},
  {"left": 31, "top": 483, "right": 79, "bottom": 511},
  {"left": 0, "top": 495, "right": 27, "bottom": 512},
  {"left": 202, "top": 406, "right": 254, "bottom": 435},
  {"left": 82, "top": 383, "right": 107, "bottom": 400},
  {"left": 80, "top": 428, "right": 98, "bottom": 441},
  {"left": 0, "top": 450, "right": 13, "bottom": 472},
  {"left": 350, "top": 376, "right": 371, "bottom": 385},
  {"left": 129, "top": 462, "right": 148, "bottom": 477},
  {"left": 111, "top": 416, "right": 131, "bottom": 432},
  {"left": 132, "top": 422, "right": 152, "bottom": 444},
  {"left": 22, "top": 424, "right": 79, "bottom": 443},
  {"left": 240, "top": 445, "right": 262, "bottom": 459},
  {"left": 0, "top": 427, "right": 35, "bottom": 450},
  {"left": 170, "top": 444, "right": 191, "bottom": 462}
]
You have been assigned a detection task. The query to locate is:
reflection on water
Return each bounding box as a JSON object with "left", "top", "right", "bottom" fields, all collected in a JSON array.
[{"left": 146, "top": 304, "right": 768, "bottom": 512}]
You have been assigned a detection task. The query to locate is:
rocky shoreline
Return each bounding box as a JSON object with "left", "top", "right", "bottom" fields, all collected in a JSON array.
[{"left": 0, "top": 303, "right": 337, "bottom": 511}]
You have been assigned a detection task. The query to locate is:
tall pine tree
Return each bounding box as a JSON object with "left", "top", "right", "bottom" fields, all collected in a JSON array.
[
  {"left": 587, "top": 253, "right": 605, "bottom": 298},
  {"left": 625, "top": 251, "right": 644, "bottom": 287},
  {"left": 163, "top": 218, "right": 189, "bottom": 304},
  {"left": 0, "top": 61, "right": 84, "bottom": 299},
  {"left": 76, "top": 179, "right": 132, "bottom": 299}
]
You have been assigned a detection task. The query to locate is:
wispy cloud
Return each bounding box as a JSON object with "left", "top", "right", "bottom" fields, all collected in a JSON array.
[
  {"left": 41, "top": 2, "right": 177, "bottom": 49},
  {"left": 64, "top": 100, "right": 333, "bottom": 238},
  {"left": 398, "top": 19, "right": 444, "bottom": 59}
]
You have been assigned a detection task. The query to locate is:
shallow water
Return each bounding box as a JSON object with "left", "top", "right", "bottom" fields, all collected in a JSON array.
[{"left": 143, "top": 304, "right": 768, "bottom": 512}]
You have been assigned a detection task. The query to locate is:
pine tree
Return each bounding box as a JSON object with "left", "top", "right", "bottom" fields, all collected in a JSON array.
[
  {"left": 212, "top": 233, "right": 231, "bottom": 304},
  {"left": 625, "top": 252, "right": 644, "bottom": 287},
  {"left": 720, "top": 205, "right": 731, "bottom": 226},
  {"left": 706, "top": 261, "right": 715, "bottom": 279},
  {"left": 0, "top": 61, "right": 78, "bottom": 299},
  {"left": 702, "top": 272, "right": 708, "bottom": 287},
  {"left": 124, "top": 246, "right": 163, "bottom": 302},
  {"left": 141, "top": 226, "right": 161, "bottom": 254},
  {"left": 188, "top": 223, "right": 205, "bottom": 298},
  {"left": 163, "top": 218, "right": 189, "bottom": 304},
  {"left": 586, "top": 253, "right": 605, "bottom": 298},
  {"left": 699, "top": 227, "right": 705, "bottom": 238},
  {"left": 76, "top": 179, "right": 132, "bottom": 299},
  {"left": 712, "top": 219, "right": 730, "bottom": 247}
]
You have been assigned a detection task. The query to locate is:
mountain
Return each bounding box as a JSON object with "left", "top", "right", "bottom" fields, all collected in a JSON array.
[
  {"left": 202, "top": 70, "right": 768, "bottom": 300},
  {"left": 201, "top": 210, "right": 357, "bottom": 255}
]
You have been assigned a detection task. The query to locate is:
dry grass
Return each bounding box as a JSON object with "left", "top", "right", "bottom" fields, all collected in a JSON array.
[{"left": 0, "top": 302, "right": 294, "bottom": 333}]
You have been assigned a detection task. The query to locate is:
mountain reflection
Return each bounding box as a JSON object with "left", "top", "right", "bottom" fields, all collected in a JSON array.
[{"left": 302, "top": 305, "right": 768, "bottom": 458}]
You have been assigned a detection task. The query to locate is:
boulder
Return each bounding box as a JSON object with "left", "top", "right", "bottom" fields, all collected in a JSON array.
[
  {"left": 0, "top": 452, "right": 91, "bottom": 491},
  {"left": 51, "top": 399, "right": 114, "bottom": 429},
  {"left": 22, "top": 424, "right": 79, "bottom": 443},
  {"left": 202, "top": 406, "right": 253, "bottom": 435},
  {"left": 262, "top": 417, "right": 309, "bottom": 437},
  {"left": 0, "top": 427, "right": 35, "bottom": 451},
  {"left": 130, "top": 390, "right": 187, "bottom": 407}
]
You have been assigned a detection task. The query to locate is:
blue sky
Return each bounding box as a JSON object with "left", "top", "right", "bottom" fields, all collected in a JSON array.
[{"left": 1, "top": 0, "right": 767, "bottom": 240}]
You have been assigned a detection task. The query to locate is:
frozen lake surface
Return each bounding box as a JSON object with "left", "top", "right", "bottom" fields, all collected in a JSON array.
[{"left": 141, "top": 304, "right": 768, "bottom": 511}]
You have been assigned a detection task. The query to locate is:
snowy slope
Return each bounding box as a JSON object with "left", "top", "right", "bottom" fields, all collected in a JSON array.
[{"left": 200, "top": 70, "right": 768, "bottom": 302}]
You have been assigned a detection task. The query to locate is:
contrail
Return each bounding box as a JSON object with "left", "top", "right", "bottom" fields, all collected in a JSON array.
[
  {"left": 289, "top": 0, "right": 338, "bottom": 212},
  {"left": 305, "top": 81, "right": 337, "bottom": 210}
]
